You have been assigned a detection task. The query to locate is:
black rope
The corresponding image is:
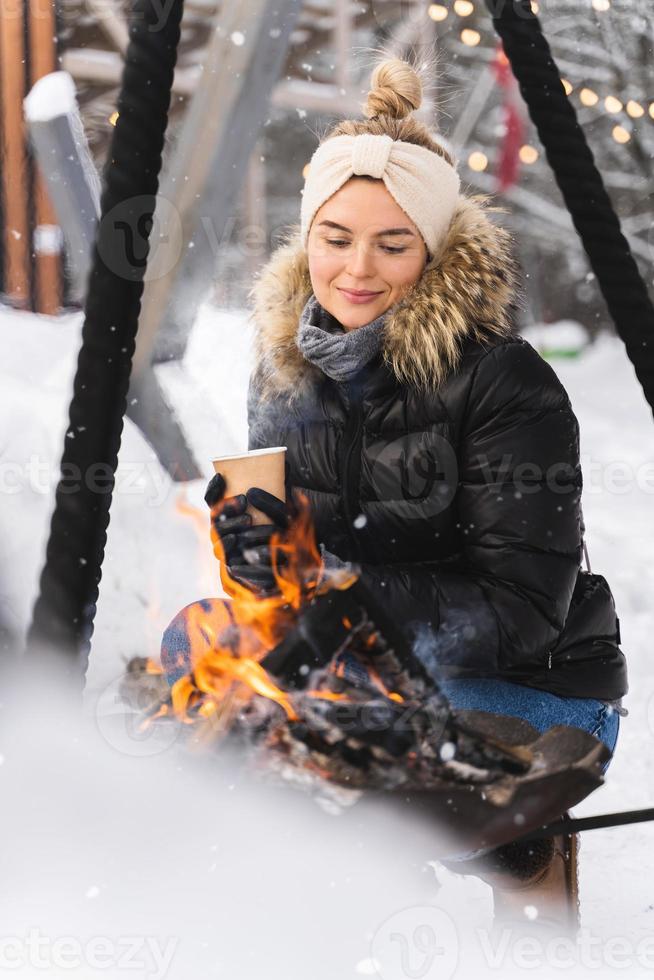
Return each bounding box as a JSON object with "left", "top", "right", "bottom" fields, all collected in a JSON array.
[
  {"left": 25, "top": 0, "right": 184, "bottom": 679},
  {"left": 515, "top": 806, "right": 654, "bottom": 843},
  {"left": 484, "top": 0, "right": 654, "bottom": 842},
  {"left": 484, "top": 0, "right": 654, "bottom": 416}
]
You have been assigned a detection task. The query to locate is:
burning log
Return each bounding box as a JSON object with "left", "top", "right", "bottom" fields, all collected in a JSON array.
[{"left": 122, "top": 494, "right": 610, "bottom": 857}]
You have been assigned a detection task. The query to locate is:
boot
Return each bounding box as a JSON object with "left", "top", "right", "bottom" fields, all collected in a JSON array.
[{"left": 476, "top": 829, "right": 580, "bottom": 935}]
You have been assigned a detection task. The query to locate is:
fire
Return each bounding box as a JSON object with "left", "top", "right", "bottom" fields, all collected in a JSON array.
[
  {"left": 174, "top": 487, "right": 217, "bottom": 597},
  {"left": 174, "top": 488, "right": 208, "bottom": 535},
  {"left": 163, "top": 491, "right": 360, "bottom": 732}
]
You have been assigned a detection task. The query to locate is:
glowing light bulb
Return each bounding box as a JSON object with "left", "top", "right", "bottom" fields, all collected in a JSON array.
[
  {"left": 579, "top": 88, "right": 599, "bottom": 107},
  {"left": 592, "top": 0, "right": 610, "bottom": 10},
  {"left": 604, "top": 95, "right": 623, "bottom": 114},
  {"left": 519, "top": 145, "right": 539, "bottom": 164},
  {"left": 468, "top": 151, "right": 488, "bottom": 172},
  {"left": 461, "top": 28, "right": 481, "bottom": 45},
  {"left": 626, "top": 100, "right": 644, "bottom": 118},
  {"left": 561, "top": 79, "right": 573, "bottom": 96},
  {"left": 109, "top": 111, "right": 119, "bottom": 126},
  {"left": 612, "top": 125, "right": 630, "bottom": 144},
  {"left": 454, "top": 0, "right": 474, "bottom": 15},
  {"left": 428, "top": 4, "right": 448, "bottom": 21}
]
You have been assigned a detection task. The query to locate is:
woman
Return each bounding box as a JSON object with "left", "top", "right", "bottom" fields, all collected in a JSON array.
[{"left": 163, "top": 57, "right": 627, "bottom": 927}]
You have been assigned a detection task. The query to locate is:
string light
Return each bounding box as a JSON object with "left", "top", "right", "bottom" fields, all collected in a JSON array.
[
  {"left": 461, "top": 28, "right": 481, "bottom": 46},
  {"left": 519, "top": 145, "right": 539, "bottom": 164},
  {"left": 109, "top": 111, "right": 119, "bottom": 126},
  {"left": 454, "top": 0, "right": 474, "bottom": 15},
  {"left": 612, "top": 125, "right": 630, "bottom": 144},
  {"left": 604, "top": 95, "right": 623, "bottom": 114},
  {"left": 531, "top": 1, "right": 540, "bottom": 11},
  {"left": 626, "top": 100, "right": 644, "bottom": 119},
  {"left": 428, "top": 4, "right": 448, "bottom": 21},
  {"left": 592, "top": 0, "right": 610, "bottom": 9},
  {"left": 579, "top": 88, "right": 599, "bottom": 107},
  {"left": 649, "top": 103, "right": 654, "bottom": 120},
  {"left": 468, "top": 151, "right": 488, "bottom": 172},
  {"left": 302, "top": 163, "right": 310, "bottom": 178},
  {"left": 561, "top": 79, "right": 573, "bottom": 96}
]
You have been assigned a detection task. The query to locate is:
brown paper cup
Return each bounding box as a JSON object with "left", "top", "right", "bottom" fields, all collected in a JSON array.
[{"left": 212, "top": 447, "right": 286, "bottom": 526}]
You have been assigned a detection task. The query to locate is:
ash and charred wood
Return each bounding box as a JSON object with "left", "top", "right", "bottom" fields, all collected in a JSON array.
[{"left": 261, "top": 578, "right": 438, "bottom": 698}]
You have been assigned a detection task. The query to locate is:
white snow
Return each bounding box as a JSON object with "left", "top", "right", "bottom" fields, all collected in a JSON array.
[
  {"left": 23, "top": 70, "right": 79, "bottom": 121},
  {"left": 521, "top": 318, "right": 590, "bottom": 354},
  {"left": 1, "top": 302, "right": 653, "bottom": 977}
]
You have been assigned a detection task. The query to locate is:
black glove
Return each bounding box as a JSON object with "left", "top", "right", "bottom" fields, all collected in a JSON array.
[
  {"left": 233, "top": 487, "right": 296, "bottom": 593},
  {"left": 204, "top": 474, "right": 292, "bottom": 594}
]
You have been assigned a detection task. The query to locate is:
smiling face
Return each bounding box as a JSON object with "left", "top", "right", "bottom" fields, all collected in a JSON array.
[{"left": 306, "top": 177, "right": 429, "bottom": 331}]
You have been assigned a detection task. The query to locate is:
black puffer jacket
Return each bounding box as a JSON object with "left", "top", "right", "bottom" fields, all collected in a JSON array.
[{"left": 246, "top": 196, "right": 627, "bottom": 702}]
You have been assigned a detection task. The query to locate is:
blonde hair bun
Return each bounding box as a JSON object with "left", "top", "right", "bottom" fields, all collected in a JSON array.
[{"left": 363, "top": 58, "right": 423, "bottom": 121}]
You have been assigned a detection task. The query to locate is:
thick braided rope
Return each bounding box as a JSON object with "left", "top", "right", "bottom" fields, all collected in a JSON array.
[
  {"left": 25, "top": 0, "right": 184, "bottom": 679},
  {"left": 486, "top": 0, "right": 654, "bottom": 416}
]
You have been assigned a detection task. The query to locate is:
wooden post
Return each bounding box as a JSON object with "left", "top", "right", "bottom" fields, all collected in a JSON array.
[
  {"left": 27, "top": 0, "right": 63, "bottom": 314},
  {"left": 24, "top": 72, "right": 102, "bottom": 305},
  {"left": 450, "top": 65, "right": 495, "bottom": 153},
  {"left": 243, "top": 140, "right": 266, "bottom": 287},
  {"left": 130, "top": 0, "right": 303, "bottom": 377},
  {"left": 334, "top": 0, "right": 351, "bottom": 93},
  {"left": 0, "top": 0, "right": 31, "bottom": 307}
]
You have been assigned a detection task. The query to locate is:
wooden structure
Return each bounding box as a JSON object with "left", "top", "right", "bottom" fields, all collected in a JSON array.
[
  {"left": 2, "top": 0, "right": 435, "bottom": 478},
  {"left": 0, "top": 0, "right": 64, "bottom": 312},
  {"left": 0, "top": 0, "right": 31, "bottom": 308},
  {"left": 24, "top": 72, "right": 102, "bottom": 305}
]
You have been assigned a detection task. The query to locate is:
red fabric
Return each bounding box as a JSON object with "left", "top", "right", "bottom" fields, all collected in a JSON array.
[
  {"left": 493, "top": 43, "right": 526, "bottom": 192},
  {"left": 497, "top": 102, "right": 525, "bottom": 191}
]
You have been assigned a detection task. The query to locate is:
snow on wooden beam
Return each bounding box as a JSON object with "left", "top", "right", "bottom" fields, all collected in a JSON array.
[
  {"left": 24, "top": 71, "right": 101, "bottom": 305},
  {"left": 61, "top": 49, "right": 201, "bottom": 96}
]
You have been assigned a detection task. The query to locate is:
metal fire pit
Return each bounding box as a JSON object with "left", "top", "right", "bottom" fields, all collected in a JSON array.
[{"left": 125, "top": 576, "right": 609, "bottom": 860}]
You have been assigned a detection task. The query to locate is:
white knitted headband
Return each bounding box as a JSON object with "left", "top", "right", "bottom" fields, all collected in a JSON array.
[{"left": 300, "top": 133, "right": 461, "bottom": 258}]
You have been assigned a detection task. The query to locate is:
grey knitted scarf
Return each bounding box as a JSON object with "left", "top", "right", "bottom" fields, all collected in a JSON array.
[{"left": 296, "top": 293, "right": 386, "bottom": 382}]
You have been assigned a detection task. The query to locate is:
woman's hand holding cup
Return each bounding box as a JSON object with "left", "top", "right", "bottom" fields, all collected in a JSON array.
[{"left": 204, "top": 473, "right": 293, "bottom": 595}]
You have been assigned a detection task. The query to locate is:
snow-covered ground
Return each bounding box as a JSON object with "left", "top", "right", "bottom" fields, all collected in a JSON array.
[{"left": 1, "top": 302, "right": 653, "bottom": 978}]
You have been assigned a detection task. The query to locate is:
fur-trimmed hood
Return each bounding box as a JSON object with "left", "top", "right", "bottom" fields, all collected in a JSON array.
[{"left": 247, "top": 194, "right": 522, "bottom": 400}]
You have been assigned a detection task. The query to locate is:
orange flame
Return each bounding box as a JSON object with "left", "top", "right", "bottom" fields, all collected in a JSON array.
[
  {"left": 162, "top": 492, "right": 361, "bottom": 730},
  {"left": 174, "top": 488, "right": 208, "bottom": 535}
]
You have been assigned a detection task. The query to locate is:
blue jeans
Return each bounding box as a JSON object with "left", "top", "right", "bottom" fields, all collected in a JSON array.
[
  {"left": 439, "top": 677, "right": 619, "bottom": 773},
  {"left": 161, "top": 601, "right": 620, "bottom": 772}
]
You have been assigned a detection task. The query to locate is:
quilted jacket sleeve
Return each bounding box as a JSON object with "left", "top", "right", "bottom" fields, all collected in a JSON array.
[{"left": 357, "top": 341, "right": 584, "bottom": 676}]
